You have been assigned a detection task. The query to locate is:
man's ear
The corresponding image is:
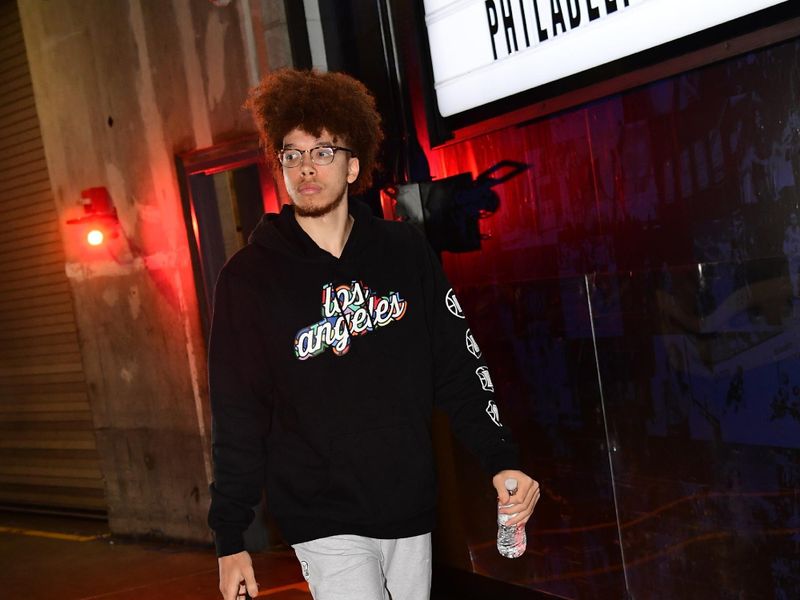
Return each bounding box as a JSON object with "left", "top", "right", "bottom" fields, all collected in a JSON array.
[{"left": 347, "top": 157, "right": 360, "bottom": 184}]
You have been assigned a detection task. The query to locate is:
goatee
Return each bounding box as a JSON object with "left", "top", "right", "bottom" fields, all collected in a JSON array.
[{"left": 294, "top": 189, "right": 346, "bottom": 218}]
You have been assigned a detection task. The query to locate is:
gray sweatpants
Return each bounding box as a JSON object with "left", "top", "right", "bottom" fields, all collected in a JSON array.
[{"left": 292, "top": 533, "right": 432, "bottom": 600}]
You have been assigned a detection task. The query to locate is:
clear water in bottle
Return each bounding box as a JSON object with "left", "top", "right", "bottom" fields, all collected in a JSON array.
[{"left": 497, "top": 477, "right": 527, "bottom": 558}]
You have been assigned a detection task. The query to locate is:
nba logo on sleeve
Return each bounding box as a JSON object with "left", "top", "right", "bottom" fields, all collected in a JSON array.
[
  {"left": 476, "top": 366, "right": 494, "bottom": 392},
  {"left": 466, "top": 329, "right": 481, "bottom": 358},
  {"left": 486, "top": 399, "right": 502, "bottom": 427},
  {"left": 445, "top": 288, "right": 464, "bottom": 319}
]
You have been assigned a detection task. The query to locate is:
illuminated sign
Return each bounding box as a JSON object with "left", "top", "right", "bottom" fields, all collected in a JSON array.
[{"left": 423, "top": 0, "right": 789, "bottom": 117}]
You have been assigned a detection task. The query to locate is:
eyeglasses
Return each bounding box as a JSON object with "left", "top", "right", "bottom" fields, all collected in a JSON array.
[{"left": 278, "top": 145, "right": 354, "bottom": 168}]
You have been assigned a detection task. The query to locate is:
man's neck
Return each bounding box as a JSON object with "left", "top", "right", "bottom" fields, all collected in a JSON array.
[{"left": 295, "top": 199, "right": 353, "bottom": 258}]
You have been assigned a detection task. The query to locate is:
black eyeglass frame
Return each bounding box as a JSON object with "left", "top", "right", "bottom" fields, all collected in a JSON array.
[{"left": 277, "top": 145, "right": 355, "bottom": 168}]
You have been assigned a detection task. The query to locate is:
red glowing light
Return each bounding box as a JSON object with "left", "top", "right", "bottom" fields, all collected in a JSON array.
[
  {"left": 87, "top": 229, "right": 105, "bottom": 246},
  {"left": 67, "top": 187, "right": 119, "bottom": 250}
]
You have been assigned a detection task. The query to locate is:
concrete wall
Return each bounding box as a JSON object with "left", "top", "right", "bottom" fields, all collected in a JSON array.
[{"left": 18, "top": 0, "right": 261, "bottom": 542}]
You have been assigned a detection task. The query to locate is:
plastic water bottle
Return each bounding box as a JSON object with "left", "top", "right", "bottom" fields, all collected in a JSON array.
[{"left": 497, "top": 477, "right": 526, "bottom": 558}]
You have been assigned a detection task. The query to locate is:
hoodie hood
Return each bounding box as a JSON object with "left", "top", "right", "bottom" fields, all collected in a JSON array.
[{"left": 247, "top": 199, "right": 375, "bottom": 262}]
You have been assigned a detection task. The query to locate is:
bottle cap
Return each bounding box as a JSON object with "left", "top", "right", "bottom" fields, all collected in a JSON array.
[{"left": 504, "top": 478, "right": 518, "bottom": 493}]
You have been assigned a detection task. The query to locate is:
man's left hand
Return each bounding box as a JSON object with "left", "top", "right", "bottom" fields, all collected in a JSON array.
[{"left": 493, "top": 470, "right": 540, "bottom": 527}]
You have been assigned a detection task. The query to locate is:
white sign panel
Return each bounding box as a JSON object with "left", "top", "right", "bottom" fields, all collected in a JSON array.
[{"left": 423, "top": 0, "right": 789, "bottom": 117}]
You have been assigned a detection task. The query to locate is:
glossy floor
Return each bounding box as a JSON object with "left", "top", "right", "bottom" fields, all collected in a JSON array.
[
  {"left": 0, "top": 511, "right": 308, "bottom": 600},
  {"left": 0, "top": 511, "right": 551, "bottom": 600}
]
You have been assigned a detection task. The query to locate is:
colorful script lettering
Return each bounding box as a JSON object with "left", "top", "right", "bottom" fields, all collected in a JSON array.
[{"left": 294, "top": 281, "right": 408, "bottom": 360}]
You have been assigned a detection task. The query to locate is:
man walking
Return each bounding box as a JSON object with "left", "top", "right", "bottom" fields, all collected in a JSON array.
[{"left": 208, "top": 69, "right": 539, "bottom": 600}]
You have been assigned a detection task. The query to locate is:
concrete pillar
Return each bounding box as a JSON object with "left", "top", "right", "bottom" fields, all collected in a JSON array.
[{"left": 18, "top": 0, "right": 260, "bottom": 543}]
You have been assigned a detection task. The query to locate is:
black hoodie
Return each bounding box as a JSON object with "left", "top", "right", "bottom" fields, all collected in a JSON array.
[{"left": 207, "top": 199, "right": 519, "bottom": 556}]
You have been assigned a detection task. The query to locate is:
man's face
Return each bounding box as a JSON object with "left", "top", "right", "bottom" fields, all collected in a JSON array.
[{"left": 281, "top": 127, "right": 359, "bottom": 218}]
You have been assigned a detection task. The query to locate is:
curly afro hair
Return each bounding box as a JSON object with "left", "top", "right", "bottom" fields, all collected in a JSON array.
[{"left": 246, "top": 69, "right": 384, "bottom": 195}]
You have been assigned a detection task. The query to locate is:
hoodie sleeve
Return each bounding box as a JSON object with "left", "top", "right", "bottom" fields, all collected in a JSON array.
[
  {"left": 207, "top": 268, "right": 272, "bottom": 557},
  {"left": 419, "top": 237, "right": 520, "bottom": 476}
]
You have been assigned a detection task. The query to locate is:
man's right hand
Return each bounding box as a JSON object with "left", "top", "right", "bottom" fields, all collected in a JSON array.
[{"left": 218, "top": 550, "right": 258, "bottom": 600}]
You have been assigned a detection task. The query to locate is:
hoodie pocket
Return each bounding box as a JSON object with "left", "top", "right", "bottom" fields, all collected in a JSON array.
[{"left": 327, "top": 424, "right": 436, "bottom": 523}]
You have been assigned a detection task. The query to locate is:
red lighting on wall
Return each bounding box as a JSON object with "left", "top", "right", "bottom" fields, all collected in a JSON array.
[{"left": 66, "top": 187, "right": 120, "bottom": 247}]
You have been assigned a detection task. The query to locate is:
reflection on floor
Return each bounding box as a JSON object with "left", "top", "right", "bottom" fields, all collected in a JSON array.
[
  {"left": 0, "top": 510, "right": 309, "bottom": 600},
  {"left": 2, "top": 511, "right": 550, "bottom": 600}
]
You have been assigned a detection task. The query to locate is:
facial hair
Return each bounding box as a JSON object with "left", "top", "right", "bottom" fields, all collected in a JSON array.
[{"left": 293, "top": 182, "right": 348, "bottom": 218}]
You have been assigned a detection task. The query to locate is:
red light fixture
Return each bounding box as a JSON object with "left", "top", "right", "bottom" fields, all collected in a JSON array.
[
  {"left": 66, "top": 187, "right": 119, "bottom": 247},
  {"left": 87, "top": 228, "right": 105, "bottom": 246}
]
